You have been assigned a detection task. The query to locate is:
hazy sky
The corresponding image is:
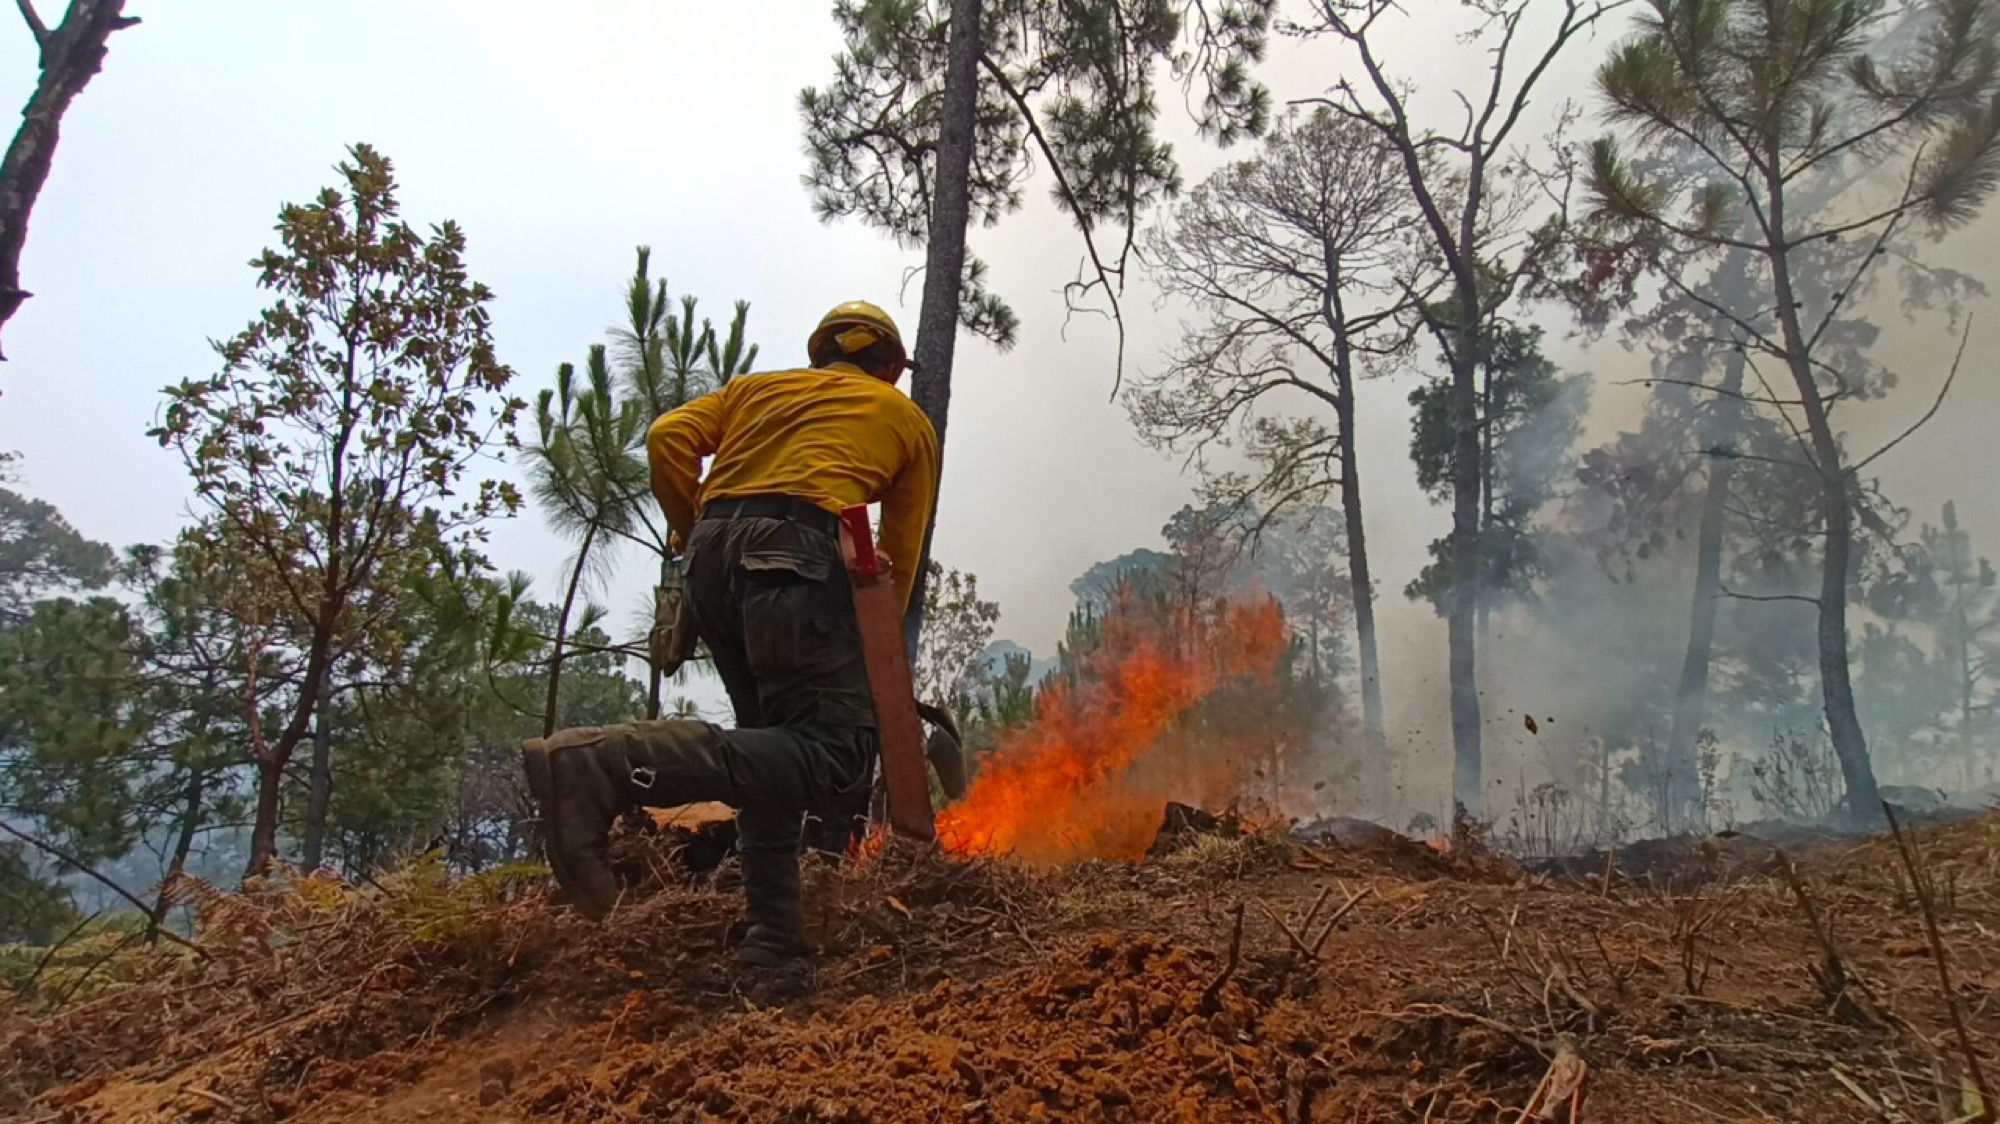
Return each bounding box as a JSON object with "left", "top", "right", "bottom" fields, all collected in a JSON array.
[{"left": 2, "top": 1, "right": 1993, "bottom": 743}]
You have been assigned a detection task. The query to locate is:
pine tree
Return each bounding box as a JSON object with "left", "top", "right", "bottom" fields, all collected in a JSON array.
[
  {"left": 801, "top": 0, "right": 1275, "bottom": 648},
  {"left": 1588, "top": 0, "right": 2000, "bottom": 822},
  {"left": 1130, "top": 107, "right": 1411, "bottom": 741}
]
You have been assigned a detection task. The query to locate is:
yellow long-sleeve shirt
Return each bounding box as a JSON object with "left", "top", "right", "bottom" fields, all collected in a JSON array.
[{"left": 647, "top": 362, "right": 941, "bottom": 613}]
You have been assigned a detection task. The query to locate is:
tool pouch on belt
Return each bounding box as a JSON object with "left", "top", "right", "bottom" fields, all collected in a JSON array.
[{"left": 649, "top": 560, "right": 699, "bottom": 678}]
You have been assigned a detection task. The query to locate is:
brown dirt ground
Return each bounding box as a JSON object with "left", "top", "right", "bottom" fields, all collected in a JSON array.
[{"left": 4, "top": 812, "right": 1998, "bottom": 1123}]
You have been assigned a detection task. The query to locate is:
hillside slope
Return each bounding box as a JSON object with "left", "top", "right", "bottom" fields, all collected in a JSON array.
[{"left": 5, "top": 815, "right": 1997, "bottom": 1123}]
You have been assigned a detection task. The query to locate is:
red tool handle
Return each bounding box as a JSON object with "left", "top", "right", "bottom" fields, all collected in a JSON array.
[{"left": 839, "top": 507, "right": 879, "bottom": 578}]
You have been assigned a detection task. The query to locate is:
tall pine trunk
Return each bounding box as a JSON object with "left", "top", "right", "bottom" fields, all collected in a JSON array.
[
  {"left": 1477, "top": 356, "right": 1495, "bottom": 642},
  {"left": 1337, "top": 418, "right": 1384, "bottom": 742},
  {"left": 248, "top": 757, "right": 284, "bottom": 877},
  {"left": 546, "top": 524, "right": 599, "bottom": 736},
  {"left": 1764, "top": 182, "right": 1880, "bottom": 825},
  {"left": 1447, "top": 302, "right": 1484, "bottom": 814},
  {"left": 1662, "top": 347, "right": 1746, "bottom": 832},
  {"left": 1330, "top": 346, "right": 1383, "bottom": 743},
  {"left": 901, "top": 0, "right": 983, "bottom": 659},
  {"left": 147, "top": 767, "right": 206, "bottom": 944},
  {"left": 1324, "top": 272, "right": 1384, "bottom": 742}
]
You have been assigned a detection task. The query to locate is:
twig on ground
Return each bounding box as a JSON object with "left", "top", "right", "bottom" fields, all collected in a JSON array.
[
  {"left": 1201, "top": 902, "right": 1246, "bottom": 1014},
  {"left": 1515, "top": 1063, "right": 1556, "bottom": 1124},
  {"left": 1258, "top": 885, "right": 1372, "bottom": 962},
  {"left": 1883, "top": 803, "right": 1996, "bottom": 1123},
  {"left": 1515, "top": 1036, "right": 1587, "bottom": 1122},
  {"left": 1257, "top": 898, "right": 1316, "bottom": 959},
  {"left": 968, "top": 904, "right": 1036, "bottom": 949},
  {"left": 1379, "top": 1003, "right": 1554, "bottom": 1059},
  {"left": 1590, "top": 928, "right": 1638, "bottom": 998},
  {"left": 179, "top": 1086, "right": 237, "bottom": 1112},
  {"left": 1309, "top": 885, "right": 1374, "bottom": 958},
  {"left": 1298, "top": 884, "right": 1336, "bottom": 937},
  {"left": 1831, "top": 1066, "right": 1889, "bottom": 1119},
  {"left": 1547, "top": 960, "right": 1602, "bottom": 1028},
  {"left": 1668, "top": 993, "right": 1846, "bottom": 1028}
]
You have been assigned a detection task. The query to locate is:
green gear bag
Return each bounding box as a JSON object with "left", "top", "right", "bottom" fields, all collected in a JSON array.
[{"left": 649, "top": 559, "right": 699, "bottom": 677}]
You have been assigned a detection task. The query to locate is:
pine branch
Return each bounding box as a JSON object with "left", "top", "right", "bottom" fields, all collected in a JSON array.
[
  {"left": 1718, "top": 584, "right": 1819, "bottom": 606},
  {"left": 977, "top": 53, "right": 1128, "bottom": 400},
  {"left": 1615, "top": 375, "right": 1805, "bottom": 407},
  {"left": 1849, "top": 316, "right": 1972, "bottom": 476},
  {"left": 1704, "top": 447, "right": 1818, "bottom": 472},
  {"left": 1803, "top": 208, "right": 1904, "bottom": 357},
  {"left": 1741, "top": 353, "right": 1823, "bottom": 468}
]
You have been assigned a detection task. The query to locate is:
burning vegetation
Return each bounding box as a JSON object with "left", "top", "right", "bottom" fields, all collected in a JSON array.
[{"left": 938, "top": 590, "right": 1294, "bottom": 865}]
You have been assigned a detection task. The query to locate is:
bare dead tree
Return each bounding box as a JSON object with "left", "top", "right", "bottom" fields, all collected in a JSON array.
[
  {"left": 1, "top": 0, "right": 139, "bottom": 359},
  {"left": 1291, "top": 0, "right": 1623, "bottom": 812}
]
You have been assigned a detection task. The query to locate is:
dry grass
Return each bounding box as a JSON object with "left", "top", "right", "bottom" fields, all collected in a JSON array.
[{"left": 3, "top": 813, "right": 1997, "bottom": 1123}]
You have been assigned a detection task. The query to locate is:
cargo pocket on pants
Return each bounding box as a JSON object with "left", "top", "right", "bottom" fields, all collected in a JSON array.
[{"left": 738, "top": 549, "right": 832, "bottom": 682}]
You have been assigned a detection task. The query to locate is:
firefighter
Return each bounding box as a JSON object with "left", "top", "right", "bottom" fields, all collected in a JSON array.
[{"left": 521, "top": 300, "right": 939, "bottom": 967}]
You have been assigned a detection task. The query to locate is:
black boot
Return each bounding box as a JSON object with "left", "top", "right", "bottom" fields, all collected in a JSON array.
[
  {"left": 522, "top": 720, "right": 737, "bottom": 921},
  {"left": 735, "top": 847, "right": 807, "bottom": 966}
]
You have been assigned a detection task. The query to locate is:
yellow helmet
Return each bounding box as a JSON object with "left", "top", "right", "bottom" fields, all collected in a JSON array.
[{"left": 807, "top": 300, "right": 909, "bottom": 371}]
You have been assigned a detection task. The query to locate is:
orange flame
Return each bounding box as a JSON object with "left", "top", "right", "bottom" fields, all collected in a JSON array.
[{"left": 936, "top": 596, "right": 1290, "bottom": 866}]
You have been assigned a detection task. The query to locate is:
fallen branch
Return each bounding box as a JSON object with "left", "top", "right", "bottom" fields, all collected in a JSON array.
[
  {"left": 0, "top": 821, "right": 208, "bottom": 959},
  {"left": 1830, "top": 1066, "right": 1888, "bottom": 1119},
  {"left": 1297, "top": 884, "right": 1335, "bottom": 938},
  {"left": 177, "top": 1086, "right": 238, "bottom": 1113},
  {"left": 1883, "top": 803, "right": 1995, "bottom": 1123},
  {"left": 1380, "top": 1003, "right": 1554, "bottom": 1059},
  {"left": 1515, "top": 1036, "right": 1587, "bottom": 1122}
]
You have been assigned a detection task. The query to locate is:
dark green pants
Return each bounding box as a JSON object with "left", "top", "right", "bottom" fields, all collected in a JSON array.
[{"left": 681, "top": 502, "right": 878, "bottom": 861}]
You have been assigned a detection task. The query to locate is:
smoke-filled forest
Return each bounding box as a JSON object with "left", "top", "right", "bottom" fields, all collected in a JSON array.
[{"left": 4, "top": 1, "right": 2000, "bottom": 1121}]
